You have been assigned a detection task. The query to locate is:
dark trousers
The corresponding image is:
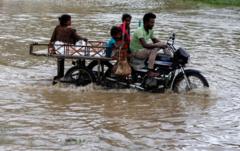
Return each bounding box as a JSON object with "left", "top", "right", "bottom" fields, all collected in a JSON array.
[{"left": 57, "top": 58, "right": 65, "bottom": 78}]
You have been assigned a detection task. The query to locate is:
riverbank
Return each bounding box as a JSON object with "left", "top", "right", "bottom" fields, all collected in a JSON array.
[
  {"left": 188, "top": 0, "right": 240, "bottom": 7},
  {"left": 164, "top": 0, "right": 240, "bottom": 10}
]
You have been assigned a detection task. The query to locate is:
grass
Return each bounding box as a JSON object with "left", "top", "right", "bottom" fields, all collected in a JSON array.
[
  {"left": 162, "top": 0, "right": 240, "bottom": 10},
  {"left": 186, "top": 0, "right": 240, "bottom": 6}
]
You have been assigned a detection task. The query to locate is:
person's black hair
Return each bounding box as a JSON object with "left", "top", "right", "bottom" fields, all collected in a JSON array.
[
  {"left": 58, "top": 14, "right": 71, "bottom": 26},
  {"left": 122, "top": 13, "right": 132, "bottom": 22},
  {"left": 110, "top": 26, "right": 122, "bottom": 37},
  {"left": 143, "top": 12, "right": 156, "bottom": 24}
]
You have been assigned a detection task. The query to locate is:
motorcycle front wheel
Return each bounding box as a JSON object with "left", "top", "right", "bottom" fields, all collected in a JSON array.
[{"left": 172, "top": 70, "right": 209, "bottom": 93}]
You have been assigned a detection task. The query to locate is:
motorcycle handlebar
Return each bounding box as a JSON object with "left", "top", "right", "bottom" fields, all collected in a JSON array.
[
  {"left": 167, "top": 33, "right": 176, "bottom": 45},
  {"left": 166, "top": 33, "right": 177, "bottom": 55}
]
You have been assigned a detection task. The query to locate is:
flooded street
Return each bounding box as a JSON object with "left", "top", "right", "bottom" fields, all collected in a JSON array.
[{"left": 0, "top": 0, "right": 240, "bottom": 150}]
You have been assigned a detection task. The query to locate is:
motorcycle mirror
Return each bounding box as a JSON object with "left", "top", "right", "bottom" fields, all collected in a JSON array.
[
  {"left": 169, "top": 33, "right": 176, "bottom": 40},
  {"left": 172, "top": 33, "right": 176, "bottom": 40}
]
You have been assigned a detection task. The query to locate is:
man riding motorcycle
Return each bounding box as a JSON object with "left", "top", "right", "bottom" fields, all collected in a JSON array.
[{"left": 130, "top": 12, "right": 168, "bottom": 77}]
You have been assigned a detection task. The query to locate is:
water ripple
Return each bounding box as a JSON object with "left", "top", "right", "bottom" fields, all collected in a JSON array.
[{"left": 0, "top": 0, "right": 240, "bottom": 150}]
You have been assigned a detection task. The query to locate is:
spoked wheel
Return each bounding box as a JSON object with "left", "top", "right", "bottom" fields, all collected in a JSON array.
[
  {"left": 87, "top": 60, "right": 113, "bottom": 83},
  {"left": 64, "top": 66, "right": 95, "bottom": 86},
  {"left": 173, "top": 71, "right": 209, "bottom": 93}
]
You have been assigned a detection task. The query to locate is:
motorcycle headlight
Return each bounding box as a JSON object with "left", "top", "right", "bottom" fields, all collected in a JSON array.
[{"left": 174, "top": 47, "right": 190, "bottom": 65}]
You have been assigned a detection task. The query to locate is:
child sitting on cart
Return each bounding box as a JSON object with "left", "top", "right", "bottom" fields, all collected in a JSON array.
[
  {"left": 106, "top": 26, "right": 131, "bottom": 76},
  {"left": 105, "top": 26, "right": 123, "bottom": 58}
]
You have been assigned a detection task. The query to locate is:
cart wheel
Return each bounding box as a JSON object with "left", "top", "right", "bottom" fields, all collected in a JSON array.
[
  {"left": 87, "top": 60, "right": 113, "bottom": 79},
  {"left": 64, "top": 66, "right": 95, "bottom": 86}
]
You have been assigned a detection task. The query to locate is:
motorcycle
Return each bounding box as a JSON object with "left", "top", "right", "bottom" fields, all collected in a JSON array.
[{"left": 86, "top": 33, "right": 209, "bottom": 93}]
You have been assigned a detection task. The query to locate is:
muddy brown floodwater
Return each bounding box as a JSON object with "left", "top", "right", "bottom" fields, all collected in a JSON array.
[{"left": 0, "top": 0, "right": 239, "bottom": 150}]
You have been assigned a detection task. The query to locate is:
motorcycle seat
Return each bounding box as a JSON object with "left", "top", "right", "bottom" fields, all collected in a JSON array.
[{"left": 129, "top": 56, "right": 146, "bottom": 71}]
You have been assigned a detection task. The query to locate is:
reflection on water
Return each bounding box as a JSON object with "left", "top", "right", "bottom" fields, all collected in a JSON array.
[{"left": 0, "top": 0, "right": 240, "bottom": 150}]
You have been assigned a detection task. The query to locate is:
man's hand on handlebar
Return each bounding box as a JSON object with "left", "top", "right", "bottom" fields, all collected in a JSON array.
[{"left": 155, "top": 42, "right": 168, "bottom": 49}]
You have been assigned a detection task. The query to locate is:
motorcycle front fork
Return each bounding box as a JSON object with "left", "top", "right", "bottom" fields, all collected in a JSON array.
[{"left": 180, "top": 66, "right": 191, "bottom": 90}]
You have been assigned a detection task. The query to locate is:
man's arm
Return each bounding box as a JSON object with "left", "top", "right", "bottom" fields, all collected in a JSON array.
[
  {"left": 139, "top": 38, "right": 167, "bottom": 49},
  {"left": 48, "top": 27, "right": 57, "bottom": 54},
  {"left": 150, "top": 31, "right": 167, "bottom": 48},
  {"left": 152, "top": 37, "right": 160, "bottom": 43},
  {"left": 72, "top": 29, "right": 88, "bottom": 42},
  {"left": 49, "top": 27, "right": 57, "bottom": 45}
]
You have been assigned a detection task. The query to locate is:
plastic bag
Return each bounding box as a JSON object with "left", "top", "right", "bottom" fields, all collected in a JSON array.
[{"left": 114, "top": 60, "right": 132, "bottom": 76}]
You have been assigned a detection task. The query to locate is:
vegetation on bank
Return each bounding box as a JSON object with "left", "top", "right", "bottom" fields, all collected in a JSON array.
[
  {"left": 186, "top": 0, "right": 240, "bottom": 6},
  {"left": 162, "top": 0, "right": 240, "bottom": 10}
]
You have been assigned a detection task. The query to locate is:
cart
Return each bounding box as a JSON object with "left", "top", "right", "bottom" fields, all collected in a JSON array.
[{"left": 29, "top": 40, "right": 114, "bottom": 86}]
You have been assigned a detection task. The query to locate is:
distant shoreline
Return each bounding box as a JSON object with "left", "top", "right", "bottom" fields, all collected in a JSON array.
[{"left": 189, "top": 0, "right": 240, "bottom": 6}]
